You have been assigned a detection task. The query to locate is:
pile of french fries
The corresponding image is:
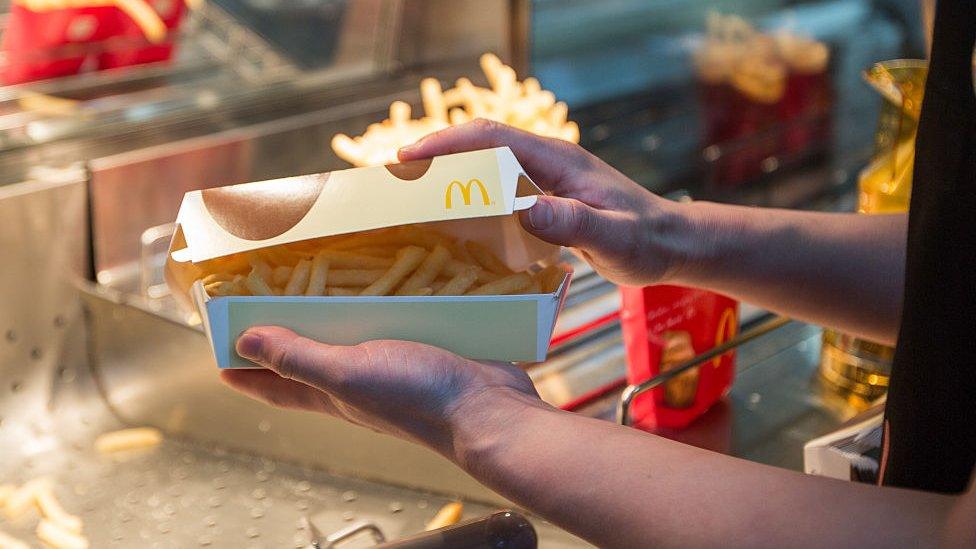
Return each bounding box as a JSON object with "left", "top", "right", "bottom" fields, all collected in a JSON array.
[
  {"left": 200, "top": 225, "right": 566, "bottom": 299},
  {"left": 331, "top": 53, "right": 580, "bottom": 167},
  {"left": 1, "top": 478, "right": 88, "bottom": 549}
]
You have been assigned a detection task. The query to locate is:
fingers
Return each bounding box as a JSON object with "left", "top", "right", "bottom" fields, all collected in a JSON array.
[
  {"left": 219, "top": 369, "right": 342, "bottom": 415},
  {"left": 397, "top": 119, "right": 588, "bottom": 195},
  {"left": 235, "top": 326, "right": 368, "bottom": 391},
  {"left": 517, "top": 194, "right": 629, "bottom": 253}
]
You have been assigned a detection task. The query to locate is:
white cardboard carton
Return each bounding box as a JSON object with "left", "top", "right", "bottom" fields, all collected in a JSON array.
[{"left": 166, "top": 147, "right": 572, "bottom": 368}]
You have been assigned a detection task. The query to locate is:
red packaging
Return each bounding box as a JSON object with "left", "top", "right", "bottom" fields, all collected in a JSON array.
[
  {"left": 778, "top": 69, "right": 832, "bottom": 158},
  {"left": 1, "top": 4, "right": 121, "bottom": 85},
  {"left": 620, "top": 285, "right": 738, "bottom": 430},
  {"left": 99, "top": 0, "right": 186, "bottom": 69},
  {"left": 1, "top": 1, "right": 182, "bottom": 85}
]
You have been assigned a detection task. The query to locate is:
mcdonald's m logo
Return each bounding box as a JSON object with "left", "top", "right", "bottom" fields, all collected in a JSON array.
[{"left": 445, "top": 179, "right": 491, "bottom": 209}]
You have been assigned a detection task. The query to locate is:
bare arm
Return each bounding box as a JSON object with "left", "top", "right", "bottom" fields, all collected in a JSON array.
[
  {"left": 675, "top": 204, "right": 906, "bottom": 344},
  {"left": 400, "top": 120, "right": 907, "bottom": 344},
  {"left": 220, "top": 328, "right": 970, "bottom": 548},
  {"left": 455, "top": 389, "right": 956, "bottom": 549}
]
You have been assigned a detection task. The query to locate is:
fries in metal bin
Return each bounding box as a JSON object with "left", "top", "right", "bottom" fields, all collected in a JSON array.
[{"left": 331, "top": 53, "right": 580, "bottom": 167}]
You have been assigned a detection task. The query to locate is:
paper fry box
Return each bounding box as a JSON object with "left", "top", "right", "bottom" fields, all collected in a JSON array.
[
  {"left": 166, "top": 147, "right": 572, "bottom": 368},
  {"left": 620, "top": 285, "right": 738, "bottom": 430}
]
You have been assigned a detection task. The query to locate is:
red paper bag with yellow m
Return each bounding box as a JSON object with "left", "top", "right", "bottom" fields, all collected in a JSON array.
[{"left": 620, "top": 285, "right": 738, "bottom": 430}]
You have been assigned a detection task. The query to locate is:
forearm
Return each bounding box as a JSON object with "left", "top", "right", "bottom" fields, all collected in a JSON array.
[
  {"left": 669, "top": 202, "right": 907, "bottom": 345},
  {"left": 451, "top": 391, "right": 950, "bottom": 548}
]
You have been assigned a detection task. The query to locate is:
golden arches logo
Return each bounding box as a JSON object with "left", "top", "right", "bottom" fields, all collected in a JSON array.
[
  {"left": 445, "top": 179, "right": 490, "bottom": 209},
  {"left": 712, "top": 307, "right": 738, "bottom": 368}
]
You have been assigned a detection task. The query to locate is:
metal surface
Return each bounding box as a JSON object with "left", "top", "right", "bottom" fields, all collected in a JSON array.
[
  {"left": 0, "top": 435, "right": 585, "bottom": 548},
  {"left": 577, "top": 321, "right": 860, "bottom": 472},
  {"left": 617, "top": 315, "right": 793, "bottom": 425},
  {"left": 0, "top": 168, "right": 98, "bottom": 465}
]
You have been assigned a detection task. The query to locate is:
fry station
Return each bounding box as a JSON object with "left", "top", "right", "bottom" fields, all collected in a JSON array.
[{"left": 0, "top": 1, "right": 938, "bottom": 547}]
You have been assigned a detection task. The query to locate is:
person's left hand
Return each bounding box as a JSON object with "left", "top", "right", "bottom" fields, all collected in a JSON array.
[{"left": 220, "top": 326, "right": 544, "bottom": 458}]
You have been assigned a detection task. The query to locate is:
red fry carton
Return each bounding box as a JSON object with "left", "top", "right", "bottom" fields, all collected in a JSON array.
[
  {"left": 1, "top": 0, "right": 181, "bottom": 85},
  {"left": 99, "top": 0, "right": 187, "bottom": 69},
  {"left": 620, "top": 285, "right": 738, "bottom": 429},
  {"left": 1, "top": 4, "right": 121, "bottom": 84}
]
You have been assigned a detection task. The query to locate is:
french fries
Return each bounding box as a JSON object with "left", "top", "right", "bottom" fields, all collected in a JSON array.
[
  {"left": 305, "top": 252, "right": 330, "bottom": 296},
  {"left": 396, "top": 245, "right": 450, "bottom": 295},
  {"left": 435, "top": 267, "right": 480, "bottom": 296},
  {"left": 331, "top": 53, "right": 580, "bottom": 167},
  {"left": 94, "top": 427, "right": 163, "bottom": 454},
  {"left": 0, "top": 477, "right": 89, "bottom": 549},
  {"left": 196, "top": 225, "right": 567, "bottom": 298},
  {"left": 425, "top": 502, "right": 463, "bottom": 531},
  {"left": 361, "top": 246, "right": 428, "bottom": 296},
  {"left": 36, "top": 519, "right": 88, "bottom": 549}
]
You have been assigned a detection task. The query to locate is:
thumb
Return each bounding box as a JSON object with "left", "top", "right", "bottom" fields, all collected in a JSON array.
[
  {"left": 236, "top": 326, "right": 364, "bottom": 390},
  {"left": 518, "top": 194, "right": 618, "bottom": 251}
]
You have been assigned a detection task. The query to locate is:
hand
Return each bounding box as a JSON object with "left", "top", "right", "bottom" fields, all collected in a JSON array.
[
  {"left": 220, "top": 326, "right": 545, "bottom": 459},
  {"left": 398, "top": 119, "right": 690, "bottom": 286}
]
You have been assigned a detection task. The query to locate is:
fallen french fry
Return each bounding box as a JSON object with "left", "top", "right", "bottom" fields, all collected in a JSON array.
[
  {"left": 36, "top": 519, "right": 88, "bottom": 549},
  {"left": 304, "top": 253, "right": 330, "bottom": 296},
  {"left": 94, "top": 427, "right": 163, "bottom": 454},
  {"left": 360, "top": 246, "right": 428, "bottom": 296},
  {"left": 467, "top": 272, "right": 532, "bottom": 296},
  {"left": 396, "top": 245, "right": 450, "bottom": 295},
  {"left": 2, "top": 478, "right": 49, "bottom": 521},
  {"left": 434, "top": 267, "right": 480, "bottom": 296},
  {"left": 35, "top": 486, "right": 82, "bottom": 534},
  {"left": 425, "top": 501, "right": 463, "bottom": 531},
  {"left": 464, "top": 241, "right": 513, "bottom": 275},
  {"left": 283, "top": 259, "right": 311, "bottom": 296}
]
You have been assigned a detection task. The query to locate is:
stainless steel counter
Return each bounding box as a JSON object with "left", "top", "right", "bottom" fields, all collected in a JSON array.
[{"left": 574, "top": 320, "right": 859, "bottom": 472}]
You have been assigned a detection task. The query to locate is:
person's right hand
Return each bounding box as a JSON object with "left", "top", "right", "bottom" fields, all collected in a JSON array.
[{"left": 398, "top": 119, "right": 690, "bottom": 287}]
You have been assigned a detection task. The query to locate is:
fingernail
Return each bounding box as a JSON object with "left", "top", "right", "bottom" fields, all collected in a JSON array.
[
  {"left": 398, "top": 142, "right": 419, "bottom": 156},
  {"left": 236, "top": 332, "right": 264, "bottom": 360},
  {"left": 528, "top": 199, "right": 554, "bottom": 230}
]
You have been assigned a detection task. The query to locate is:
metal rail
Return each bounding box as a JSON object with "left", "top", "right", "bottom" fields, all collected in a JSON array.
[{"left": 617, "top": 315, "right": 791, "bottom": 425}]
